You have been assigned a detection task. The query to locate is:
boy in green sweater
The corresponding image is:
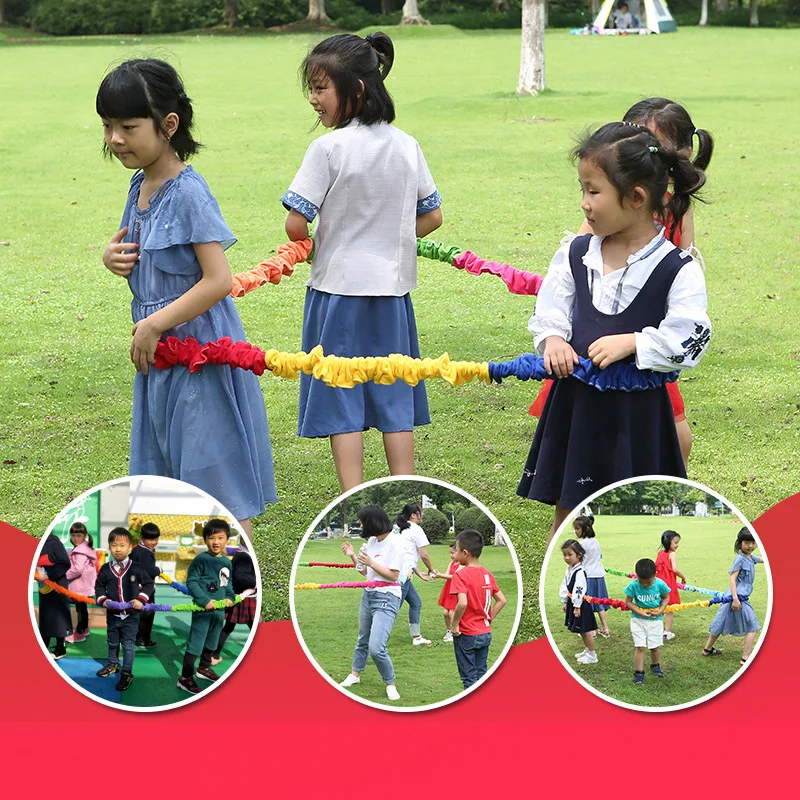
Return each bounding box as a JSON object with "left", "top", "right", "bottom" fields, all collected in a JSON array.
[{"left": 177, "top": 519, "right": 235, "bottom": 694}]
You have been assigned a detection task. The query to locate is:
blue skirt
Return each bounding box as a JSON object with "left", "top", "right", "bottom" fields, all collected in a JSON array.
[
  {"left": 586, "top": 577, "right": 610, "bottom": 612},
  {"left": 298, "top": 289, "right": 431, "bottom": 438},
  {"left": 708, "top": 599, "right": 760, "bottom": 637}
]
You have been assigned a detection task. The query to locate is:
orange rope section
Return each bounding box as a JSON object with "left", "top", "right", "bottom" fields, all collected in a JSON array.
[{"left": 230, "top": 239, "right": 313, "bottom": 297}]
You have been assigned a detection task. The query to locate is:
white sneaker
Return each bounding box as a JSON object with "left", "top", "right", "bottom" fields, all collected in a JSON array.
[
  {"left": 664, "top": 631, "right": 676, "bottom": 641},
  {"left": 577, "top": 651, "right": 598, "bottom": 664},
  {"left": 443, "top": 631, "right": 453, "bottom": 643},
  {"left": 340, "top": 673, "right": 360, "bottom": 687},
  {"left": 575, "top": 648, "right": 588, "bottom": 659},
  {"left": 412, "top": 636, "right": 431, "bottom": 646},
  {"left": 386, "top": 684, "right": 401, "bottom": 701}
]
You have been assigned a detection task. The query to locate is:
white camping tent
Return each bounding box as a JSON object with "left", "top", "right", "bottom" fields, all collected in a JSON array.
[{"left": 593, "top": 0, "right": 677, "bottom": 34}]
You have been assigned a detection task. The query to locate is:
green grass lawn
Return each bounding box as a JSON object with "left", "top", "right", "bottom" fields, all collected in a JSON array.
[
  {"left": 292, "top": 540, "right": 519, "bottom": 708},
  {"left": 541, "top": 514, "right": 770, "bottom": 708},
  {"left": 1, "top": 27, "right": 797, "bottom": 641}
]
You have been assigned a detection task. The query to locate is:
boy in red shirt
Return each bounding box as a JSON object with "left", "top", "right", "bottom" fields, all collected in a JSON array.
[{"left": 449, "top": 530, "right": 507, "bottom": 689}]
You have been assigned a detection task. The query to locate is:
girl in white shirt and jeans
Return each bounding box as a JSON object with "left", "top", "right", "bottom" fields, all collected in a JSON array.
[{"left": 283, "top": 32, "right": 443, "bottom": 492}]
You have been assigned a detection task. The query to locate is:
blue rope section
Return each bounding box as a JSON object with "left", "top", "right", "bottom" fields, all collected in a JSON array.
[{"left": 488, "top": 354, "right": 679, "bottom": 391}]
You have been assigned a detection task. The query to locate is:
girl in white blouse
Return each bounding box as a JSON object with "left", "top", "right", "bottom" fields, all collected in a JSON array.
[
  {"left": 282, "top": 32, "right": 443, "bottom": 491},
  {"left": 518, "top": 122, "right": 711, "bottom": 538}
]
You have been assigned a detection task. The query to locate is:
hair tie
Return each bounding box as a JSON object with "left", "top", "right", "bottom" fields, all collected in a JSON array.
[
  {"left": 649, "top": 145, "right": 658, "bottom": 153},
  {"left": 622, "top": 121, "right": 641, "bottom": 128}
]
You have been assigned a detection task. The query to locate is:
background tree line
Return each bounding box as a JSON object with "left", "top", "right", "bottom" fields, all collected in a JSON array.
[
  {"left": 2, "top": 0, "right": 798, "bottom": 36},
  {"left": 590, "top": 480, "right": 727, "bottom": 517}
]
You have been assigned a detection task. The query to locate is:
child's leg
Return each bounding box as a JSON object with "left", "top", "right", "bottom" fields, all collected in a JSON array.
[
  {"left": 331, "top": 432, "right": 364, "bottom": 492},
  {"left": 548, "top": 506, "right": 571, "bottom": 542},
  {"left": 75, "top": 602, "right": 89, "bottom": 634},
  {"left": 213, "top": 621, "right": 237, "bottom": 659},
  {"left": 650, "top": 645, "right": 661, "bottom": 666},
  {"left": 453, "top": 634, "right": 479, "bottom": 689},
  {"left": 676, "top": 419, "right": 692, "bottom": 470},
  {"left": 581, "top": 632, "right": 596, "bottom": 653},
  {"left": 237, "top": 518, "right": 252, "bottom": 537},
  {"left": 107, "top": 617, "right": 121, "bottom": 664},
  {"left": 703, "top": 632, "right": 721, "bottom": 653},
  {"left": 443, "top": 609, "right": 454, "bottom": 631},
  {"left": 199, "top": 610, "right": 225, "bottom": 670},
  {"left": 183, "top": 613, "right": 212, "bottom": 678},
  {"left": 120, "top": 616, "right": 138, "bottom": 673},
  {"left": 743, "top": 631, "right": 757, "bottom": 661},
  {"left": 350, "top": 592, "right": 374, "bottom": 676},
  {"left": 404, "top": 581, "right": 423, "bottom": 638},
  {"left": 598, "top": 609, "right": 610, "bottom": 635},
  {"left": 383, "top": 431, "right": 414, "bottom": 476},
  {"left": 474, "top": 633, "right": 492, "bottom": 682},
  {"left": 664, "top": 611, "right": 674, "bottom": 633},
  {"left": 633, "top": 646, "right": 646, "bottom": 672},
  {"left": 367, "top": 594, "right": 401, "bottom": 684}
]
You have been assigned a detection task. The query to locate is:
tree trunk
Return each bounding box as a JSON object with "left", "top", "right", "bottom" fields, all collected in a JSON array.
[
  {"left": 381, "top": 0, "right": 395, "bottom": 14},
  {"left": 699, "top": 0, "right": 708, "bottom": 25},
  {"left": 307, "top": 0, "right": 331, "bottom": 23},
  {"left": 716, "top": 0, "right": 729, "bottom": 11},
  {"left": 223, "top": 0, "right": 238, "bottom": 28},
  {"left": 749, "top": 0, "right": 759, "bottom": 25},
  {"left": 401, "top": 0, "right": 430, "bottom": 25},
  {"left": 493, "top": 0, "right": 510, "bottom": 11},
  {"left": 517, "top": 0, "right": 545, "bottom": 96}
]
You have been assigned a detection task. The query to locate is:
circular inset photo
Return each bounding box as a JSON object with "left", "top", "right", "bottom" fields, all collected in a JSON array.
[
  {"left": 30, "top": 476, "right": 260, "bottom": 711},
  {"left": 540, "top": 477, "right": 771, "bottom": 711},
  {"left": 291, "top": 477, "right": 522, "bottom": 711}
]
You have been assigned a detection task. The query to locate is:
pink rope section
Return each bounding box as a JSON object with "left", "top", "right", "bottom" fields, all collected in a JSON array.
[
  {"left": 230, "top": 239, "right": 313, "bottom": 297},
  {"left": 452, "top": 251, "right": 544, "bottom": 296}
]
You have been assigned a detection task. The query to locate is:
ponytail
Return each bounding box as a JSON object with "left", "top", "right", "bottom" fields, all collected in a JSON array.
[
  {"left": 660, "top": 145, "right": 706, "bottom": 228},
  {"left": 692, "top": 127, "right": 714, "bottom": 171}
]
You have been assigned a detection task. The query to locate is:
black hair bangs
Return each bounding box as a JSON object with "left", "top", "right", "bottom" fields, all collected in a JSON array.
[{"left": 96, "top": 66, "right": 154, "bottom": 121}]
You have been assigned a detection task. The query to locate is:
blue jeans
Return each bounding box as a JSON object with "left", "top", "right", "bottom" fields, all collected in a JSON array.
[
  {"left": 400, "top": 578, "right": 422, "bottom": 635},
  {"left": 352, "top": 591, "right": 401, "bottom": 684},
  {"left": 453, "top": 632, "right": 492, "bottom": 689},
  {"left": 106, "top": 614, "right": 138, "bottom": 673}
]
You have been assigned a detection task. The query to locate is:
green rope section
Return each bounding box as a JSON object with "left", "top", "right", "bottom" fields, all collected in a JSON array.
[{"left": 417, "top": 237, "right": 463, "bottom": 264}]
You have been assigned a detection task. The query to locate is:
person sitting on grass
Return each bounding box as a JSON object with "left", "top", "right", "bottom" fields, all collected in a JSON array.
[
  {"left": 624, "top": 558, "right": 671, "bottom": 685},
  {"left": 130, "top": 522, "right": 161, "bottom": 649},
  {"left": 95, "top": 528, "right": 155, "bottom": 692},
  {"left": 178, "top": 519, "right": 235, "bottom": 695},
  {"left": 450, "top": 530, "right": 507, "bottom": 690}
]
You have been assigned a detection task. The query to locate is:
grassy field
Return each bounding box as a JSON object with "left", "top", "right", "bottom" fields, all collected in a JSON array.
[
  {"left": 1, "top": 27, "right": 797, "bottom": 639},
  {"left": 541, "top": 514, "right": 770, "bottom": 708},
  {"left": 292, "top": 540, "right": 519, "bottom": 708}
]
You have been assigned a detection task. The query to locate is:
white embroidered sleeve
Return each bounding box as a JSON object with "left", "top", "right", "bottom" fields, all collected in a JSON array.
[{"left": 528, "top": 244, "right": 576, "bottom": 354}]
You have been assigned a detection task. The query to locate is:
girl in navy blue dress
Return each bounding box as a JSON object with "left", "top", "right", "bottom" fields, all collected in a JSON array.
[
  {"left": 282, "top": 32, "right": 443, "bottom": 491},
  {"left": 97, "top": 60, "right": 277, "bottom": 534},
  {"left": 559, "top": 539, "right": 598, "bottom": 664},
  {"left": 518, "top": 123, "right": 712, "bottom": 538},
  {"left": 703, "top": 528, "right": 763, "bottom": 667}
]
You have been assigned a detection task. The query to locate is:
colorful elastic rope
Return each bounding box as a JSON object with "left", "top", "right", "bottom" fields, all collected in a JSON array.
[
  {"left": 158, "top": 573, "right": 191, "bottom": 595},
  {"left": 298, "top": 562, "right": 356, "bottom": 569},
  {"left": 295, "top": 581, "right": 400, "bottom": 590},
  {"left": 604, "top": 567, "right": 723, "bottom": 598},
  {"left": 230, "top": 239, "right": 313, "bottom": 297}
]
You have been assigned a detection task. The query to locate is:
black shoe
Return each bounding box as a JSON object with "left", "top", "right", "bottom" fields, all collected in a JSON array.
[
  {"left": 115, "top": 672, "right": 134, "bottom": 691},
  {"left": 196, "top": 666, "right": 221, "bottom": 682},
  {"left": 633, "top": 670, "right": 645, "bottom": 685},
  {"left": 96, "top": 662, "right": 120, "bottom": 677},
  {"left": 52, "top": 647, "right": 67, "bottom": 661},
  {"left": 177, "top": 675, "right": 203, "bottom": 694},
  {"left": 136, "top": 639, "right": 157, "bottom": 649},
  {"left": 650, "top": 664, "right": 665, "bottom": 678}
]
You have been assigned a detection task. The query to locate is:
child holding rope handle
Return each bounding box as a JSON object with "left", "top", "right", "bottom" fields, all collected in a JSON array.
[
  {"left": 97, "top": 59, "right": 276, "bottom": 535},
  {"left": 283, "top": 32, "right": 443, "bottom": 491},
  {"left": 518, "top": 122, "right": 711, "bottom": 537}
]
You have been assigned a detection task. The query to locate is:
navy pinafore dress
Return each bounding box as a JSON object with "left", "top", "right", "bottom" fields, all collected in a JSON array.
[{"left": 518, "top": 235, "right": 690, "bottom": 509}]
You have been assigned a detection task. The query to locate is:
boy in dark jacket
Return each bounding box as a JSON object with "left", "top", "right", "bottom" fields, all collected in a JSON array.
[
  {"left": 130, "top": 522, "right": 161, "bottom": 648},
  {"left": 177, "top": 519, "right": 235, "bottom": 695},
  {"left": 95, "top": 528, "right": 155, "bottom": 691}
]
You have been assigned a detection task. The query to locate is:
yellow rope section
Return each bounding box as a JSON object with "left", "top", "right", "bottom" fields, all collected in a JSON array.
[
  {"left": 260, "top": 345, "right": 490, "bottom": 388},
  {"left": 665, "top": 599, "right": 712, "bottom": 613}
]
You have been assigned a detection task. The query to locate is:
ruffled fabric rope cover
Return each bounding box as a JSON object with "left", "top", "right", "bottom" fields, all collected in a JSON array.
[
  {"left": 295, "top": 581, "right": 400, "bottom": 590},
  {"left": 34, "top": 573, "right": 246, "bottom": 613},
  {"left": 572, "top": 593, "right": 745, "bottom": 614},
  {"left": 604, "top": 567, "right": 723, "bottom": 598},
  {"left": 298, "top": 562, "right": 356, "bottom": 569},
  {"left": 158, "top": 572, "right": 191, "bottom": 595},
  {"left": 417, "top": 238, "right": 544, "bottom": 296},
  {"left": 230, "top": 239, "right": 313, "bottom": 297}
]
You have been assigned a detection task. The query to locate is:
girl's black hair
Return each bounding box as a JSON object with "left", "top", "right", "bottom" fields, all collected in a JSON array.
[
  {"left": 574, "top": 122, "right": 706, "bottom": 230},
  {"left": 96, "top": 59, "right": 202, "bottom": 162},
  {"left": 69, "top": 522, "right": 93, "bottom": 548},
  {"left": 301, "top": 31, "right": 395, "bottom": 129},
  {"left": 396, "top": 502, "right": 422, "bottom": 531},
  {"left": 573, "top": 515, "right": 595, "bottom": 539},
  {"left": 561, "top": 539, "right": 585, "bottom": 558},
  {"left": 660, "top": 530, "right": 681, "bottom": 552},
  {"left": 357, "top": 505, "right": 393, "bottom": 538},
  {"left": 735, "top": 527, "right": 756, "bottom": 554},
  {"left": 624, "top": 97, "right": 714, "bottom": 171}
]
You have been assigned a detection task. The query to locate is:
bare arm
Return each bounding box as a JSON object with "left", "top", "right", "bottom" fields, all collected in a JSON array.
[
  {"left": 491, "top": 589, "right": 507, "bottom": 619},
  {"left": 669, "top": 551, "right": 686, "bottom": 582},
  {"left": 451, "top": 593, "right": 468, "bottom": 635},
  {"left": 130, "top": 242, "right": 233, "bottom": 375},
  {"left": 679, "top": 207, "right": 695, "bottom": 251},
  {"left": 285, "top": 210, "right": 310, "bottom": 242},
  {"left": 416, "top": 545, "right": 434, "bottom": 574},
  {"left": 416, "top": 207, "right": 442, "bottom": 238}
]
